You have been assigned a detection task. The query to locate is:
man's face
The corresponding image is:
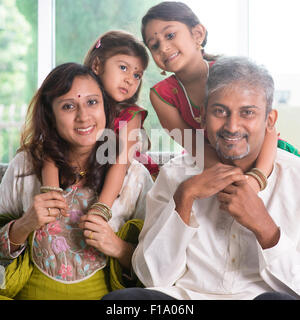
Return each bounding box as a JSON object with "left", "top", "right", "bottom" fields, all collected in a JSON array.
[{"left": 205, "top": 83, "right": 275, "bottom": 166}]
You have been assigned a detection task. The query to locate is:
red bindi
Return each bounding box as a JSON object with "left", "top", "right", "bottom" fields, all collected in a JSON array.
[{"left": 77, "top": 94, "right": 81, "bottom": 98}]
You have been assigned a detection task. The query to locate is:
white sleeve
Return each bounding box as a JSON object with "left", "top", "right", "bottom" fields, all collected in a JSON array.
[
  {"left": 132, "top": 165, "right": 198, "bottom": 287},
  {"left": 0, "top": 153, "right": 27, "bottom": 217},
  {"left": 109, "top": 160, "right": 153, "bottom": 232},
  {"left": 258, "top": 229, "right": 300, "bottom": 297}
]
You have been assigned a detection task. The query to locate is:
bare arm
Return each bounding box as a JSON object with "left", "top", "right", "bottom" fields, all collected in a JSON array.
[
  {"left": 246, "top": 128, "right": 278, "bottom": 193},
  {"left": 83, "top": 114, "right": 142, "bottom": 268},
  {"left": 255, "top": 127, "right": 278, "bottom": 176},
  {"left": 96, "top": 113, "right": 142, "bottom": 208},
  {"left": 41, "top": 159, "right": 60, "bottom": 187},
  {"left": 150, "top": 90, "right": 219, "bottom": 167}
]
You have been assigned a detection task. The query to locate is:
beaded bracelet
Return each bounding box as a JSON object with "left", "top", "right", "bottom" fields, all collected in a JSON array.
[
  {"left": 245, "top": 168, "right": 268, "bottom": 191},
  {"left": 40, "top": 186, "right": 64, "bottom": 193}
]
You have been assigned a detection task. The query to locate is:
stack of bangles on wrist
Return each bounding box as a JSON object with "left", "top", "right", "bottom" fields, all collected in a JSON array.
[
  {"left": 245, "top": 168, "right": 268, "bottom": 191},
  {"left": 40, "top": 186, "right": 64, "bottom": 193},
  {"left": 88, "top": 202, "right": 112, "bottom": 222}
]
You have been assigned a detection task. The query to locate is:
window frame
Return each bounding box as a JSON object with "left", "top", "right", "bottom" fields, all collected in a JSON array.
[
  {"left": 38, "top": 0, "right": 56, "bottom": 87},
  {"left": 37, "top": 0, "right": 250, "bottom": 84}
]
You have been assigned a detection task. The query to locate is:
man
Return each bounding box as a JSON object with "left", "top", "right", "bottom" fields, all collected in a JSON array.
[{"left": 103, "top": 57, "right": 300, "bottom": 300}]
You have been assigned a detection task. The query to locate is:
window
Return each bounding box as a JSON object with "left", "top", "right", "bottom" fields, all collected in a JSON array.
[
  {"left": 0, "top": 0, "right": 37, "bottom": 163},
  {"left": 249, "top": 0, "right": 300, "bottom": 149},
  {"left": 1, "top": 0, "right": 299, "bottom": 163}
]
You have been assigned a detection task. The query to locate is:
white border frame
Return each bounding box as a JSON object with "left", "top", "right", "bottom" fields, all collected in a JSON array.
[
  {"left": 38, "top": 0, "right": 55, "bottom": 87},
  {"left": 237, "top": 0, "right": 249, "bottom": 56}
]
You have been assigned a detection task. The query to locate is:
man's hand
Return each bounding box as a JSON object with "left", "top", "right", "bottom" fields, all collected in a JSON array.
[
  {"left": 217, "top": 179, "right": 280, "bottom": 249},
  {"left": 174, "top": 163, "right": 246, "bottom": 225}
]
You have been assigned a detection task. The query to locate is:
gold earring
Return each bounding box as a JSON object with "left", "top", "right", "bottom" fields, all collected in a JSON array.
[
  {"left": 160, "top": 70, "right": 167, "bottom": 76},
  {"left": 197, "top": 42, "right": 203, "bottom": 51}
]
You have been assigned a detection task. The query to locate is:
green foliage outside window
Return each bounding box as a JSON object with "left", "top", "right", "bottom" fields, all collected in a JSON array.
[
  {"left": 0, "top": 0, "right": 37, "bottom": 163},
  {"left": 55, "top": 0, "right": 180, "bottom": 153}
]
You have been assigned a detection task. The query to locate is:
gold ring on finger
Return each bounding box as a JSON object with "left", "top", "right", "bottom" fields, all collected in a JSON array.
[
  {"left": 89, "top": 231, "right": 93, "bottom": 240},
  {"left": 47, "top": 207, "right": 51, "bottom": 216}
]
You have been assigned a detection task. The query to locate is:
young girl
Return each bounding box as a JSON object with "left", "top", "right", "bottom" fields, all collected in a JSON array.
[
  {"left": 42, "top": 30, "right": 158, "bottom": 217},
  {"left": 141, "top": 1, "right": 299, "bottom": 192}
]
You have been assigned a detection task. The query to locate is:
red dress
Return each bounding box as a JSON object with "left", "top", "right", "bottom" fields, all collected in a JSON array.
[
  {"left": 151, "top": 61, "right": 215, "bottom": 129},
  {"left": 151, "top": 75, "right": 203, "bottom": 129},
  {"left": 114, "top": 105, "right": 159, "bottom": 177}
]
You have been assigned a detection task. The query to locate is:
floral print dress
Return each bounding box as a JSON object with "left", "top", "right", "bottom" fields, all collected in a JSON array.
[{"left": 32, "top": 186, "right": 107, "bottom": 283}]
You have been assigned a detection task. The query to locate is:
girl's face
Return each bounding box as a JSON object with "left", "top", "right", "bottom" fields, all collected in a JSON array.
[
  {"left": 52, "top": 75, "right": 106, "bottom": 155},
  {"left": 100, "top": 54, "right": 144, "bottom": 102},
  {"left": 144, "top": 19, "right": 201, "bottom": 73}
]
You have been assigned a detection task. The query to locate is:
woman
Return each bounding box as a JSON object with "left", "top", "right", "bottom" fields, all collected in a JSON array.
[{"left": 0, "top": 63, "right": 153, "bottom": 299}]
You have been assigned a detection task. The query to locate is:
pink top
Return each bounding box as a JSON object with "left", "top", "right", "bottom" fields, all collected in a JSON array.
[{"left": 0, "top": 187, "right": 106, "bottom": 283}]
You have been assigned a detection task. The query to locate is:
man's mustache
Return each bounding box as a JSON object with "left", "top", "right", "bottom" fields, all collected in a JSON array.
[{"left": 216, "top": 129, "right": 248, "bottom": 140}]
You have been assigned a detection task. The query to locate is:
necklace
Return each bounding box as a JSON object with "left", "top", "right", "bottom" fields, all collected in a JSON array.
[
  {"left": 73, "top": 157, "right": 87, "bottom": 181},
  {"left": 176, "top": 60, "right": 209, "bottom": 124}
]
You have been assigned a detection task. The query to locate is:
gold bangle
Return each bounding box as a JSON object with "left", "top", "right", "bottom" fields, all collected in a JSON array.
[
  {"left": 89, "top": 202, "right": 112, "bottom": 221},
  {"left": 251, "top": 168, "right": 267, "bottom": 189},
  {"left": 40, "top": 186, "right": 64, "bottom": 193},
  {"left": 245, "top": 171, "right": 267, "bottom": 191},
  {"left": 9, "top": 238, "right": 24, "bottom": 247},
  {"left": 88, "top": 210, "right": 110, "bottom": 222},
  {"left": 90, "top": 201, "right": 111, "bottom": 211}
]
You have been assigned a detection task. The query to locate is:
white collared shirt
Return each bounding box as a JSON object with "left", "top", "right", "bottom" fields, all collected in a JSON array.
[{"left": 132, "top": 148, "right": 300, "bottom": 300}]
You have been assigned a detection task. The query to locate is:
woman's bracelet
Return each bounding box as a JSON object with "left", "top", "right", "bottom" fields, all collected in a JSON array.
[
  {"left": 246, "top": 168, "right": 268, "bottom": 191},
  {"left": 9, "top": 237, "right": 24, "bottom": 247},
  {"left": 40, "top": 186, "right": 64, "bottom": 193},
  {"left": 88, "top": 202, "right": 112, "bottom": 222},
  {"left": 8, "top": 220, "right": 25, "bottom": 246}
]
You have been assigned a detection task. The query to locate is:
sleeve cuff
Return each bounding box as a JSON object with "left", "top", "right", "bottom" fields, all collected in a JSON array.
[
  {"left": 259, "top": 229, "right": 295, "bottom": 266},
  {"left": 5, "top": 221, "right": 26, "bottom": 258}
]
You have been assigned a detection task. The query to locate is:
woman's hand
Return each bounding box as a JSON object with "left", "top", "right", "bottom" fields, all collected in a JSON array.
[
  {"left": 79, "top": 214, "right": 135, "bottom": 269},
  {"left": 22, "top": 191, "right": 68, "bottom": 231},
  {"left": 9, "top": 191, "right": 68, "bottom": 249}
]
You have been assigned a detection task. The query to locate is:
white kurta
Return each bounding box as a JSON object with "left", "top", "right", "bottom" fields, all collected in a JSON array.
[{"left": 132, "top": 148, "right": 300, "bottom": 300}]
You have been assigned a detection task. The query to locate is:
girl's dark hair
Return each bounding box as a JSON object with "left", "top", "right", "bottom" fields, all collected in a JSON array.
[
  {"left": 84, "top": 30, "right": 149, "bottom": 105},
  {"left": 19, "top": 62, "right": 114, "bottom": 194},
  {"left": 141, "top": 1, "right": 218, "bottom": 61}
]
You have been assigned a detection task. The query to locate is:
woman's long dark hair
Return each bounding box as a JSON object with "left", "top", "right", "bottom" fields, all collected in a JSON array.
[
  {"left": 141, "top": 1, "right": 218, "bottom": 61},
  {"left": 19, "top": 62, "right": 115, "bottom": 194}
]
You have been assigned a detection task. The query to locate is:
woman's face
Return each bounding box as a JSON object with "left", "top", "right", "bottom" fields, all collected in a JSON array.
[{"left": 52, "top": 75, "right": 106, "bottom": 155}]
